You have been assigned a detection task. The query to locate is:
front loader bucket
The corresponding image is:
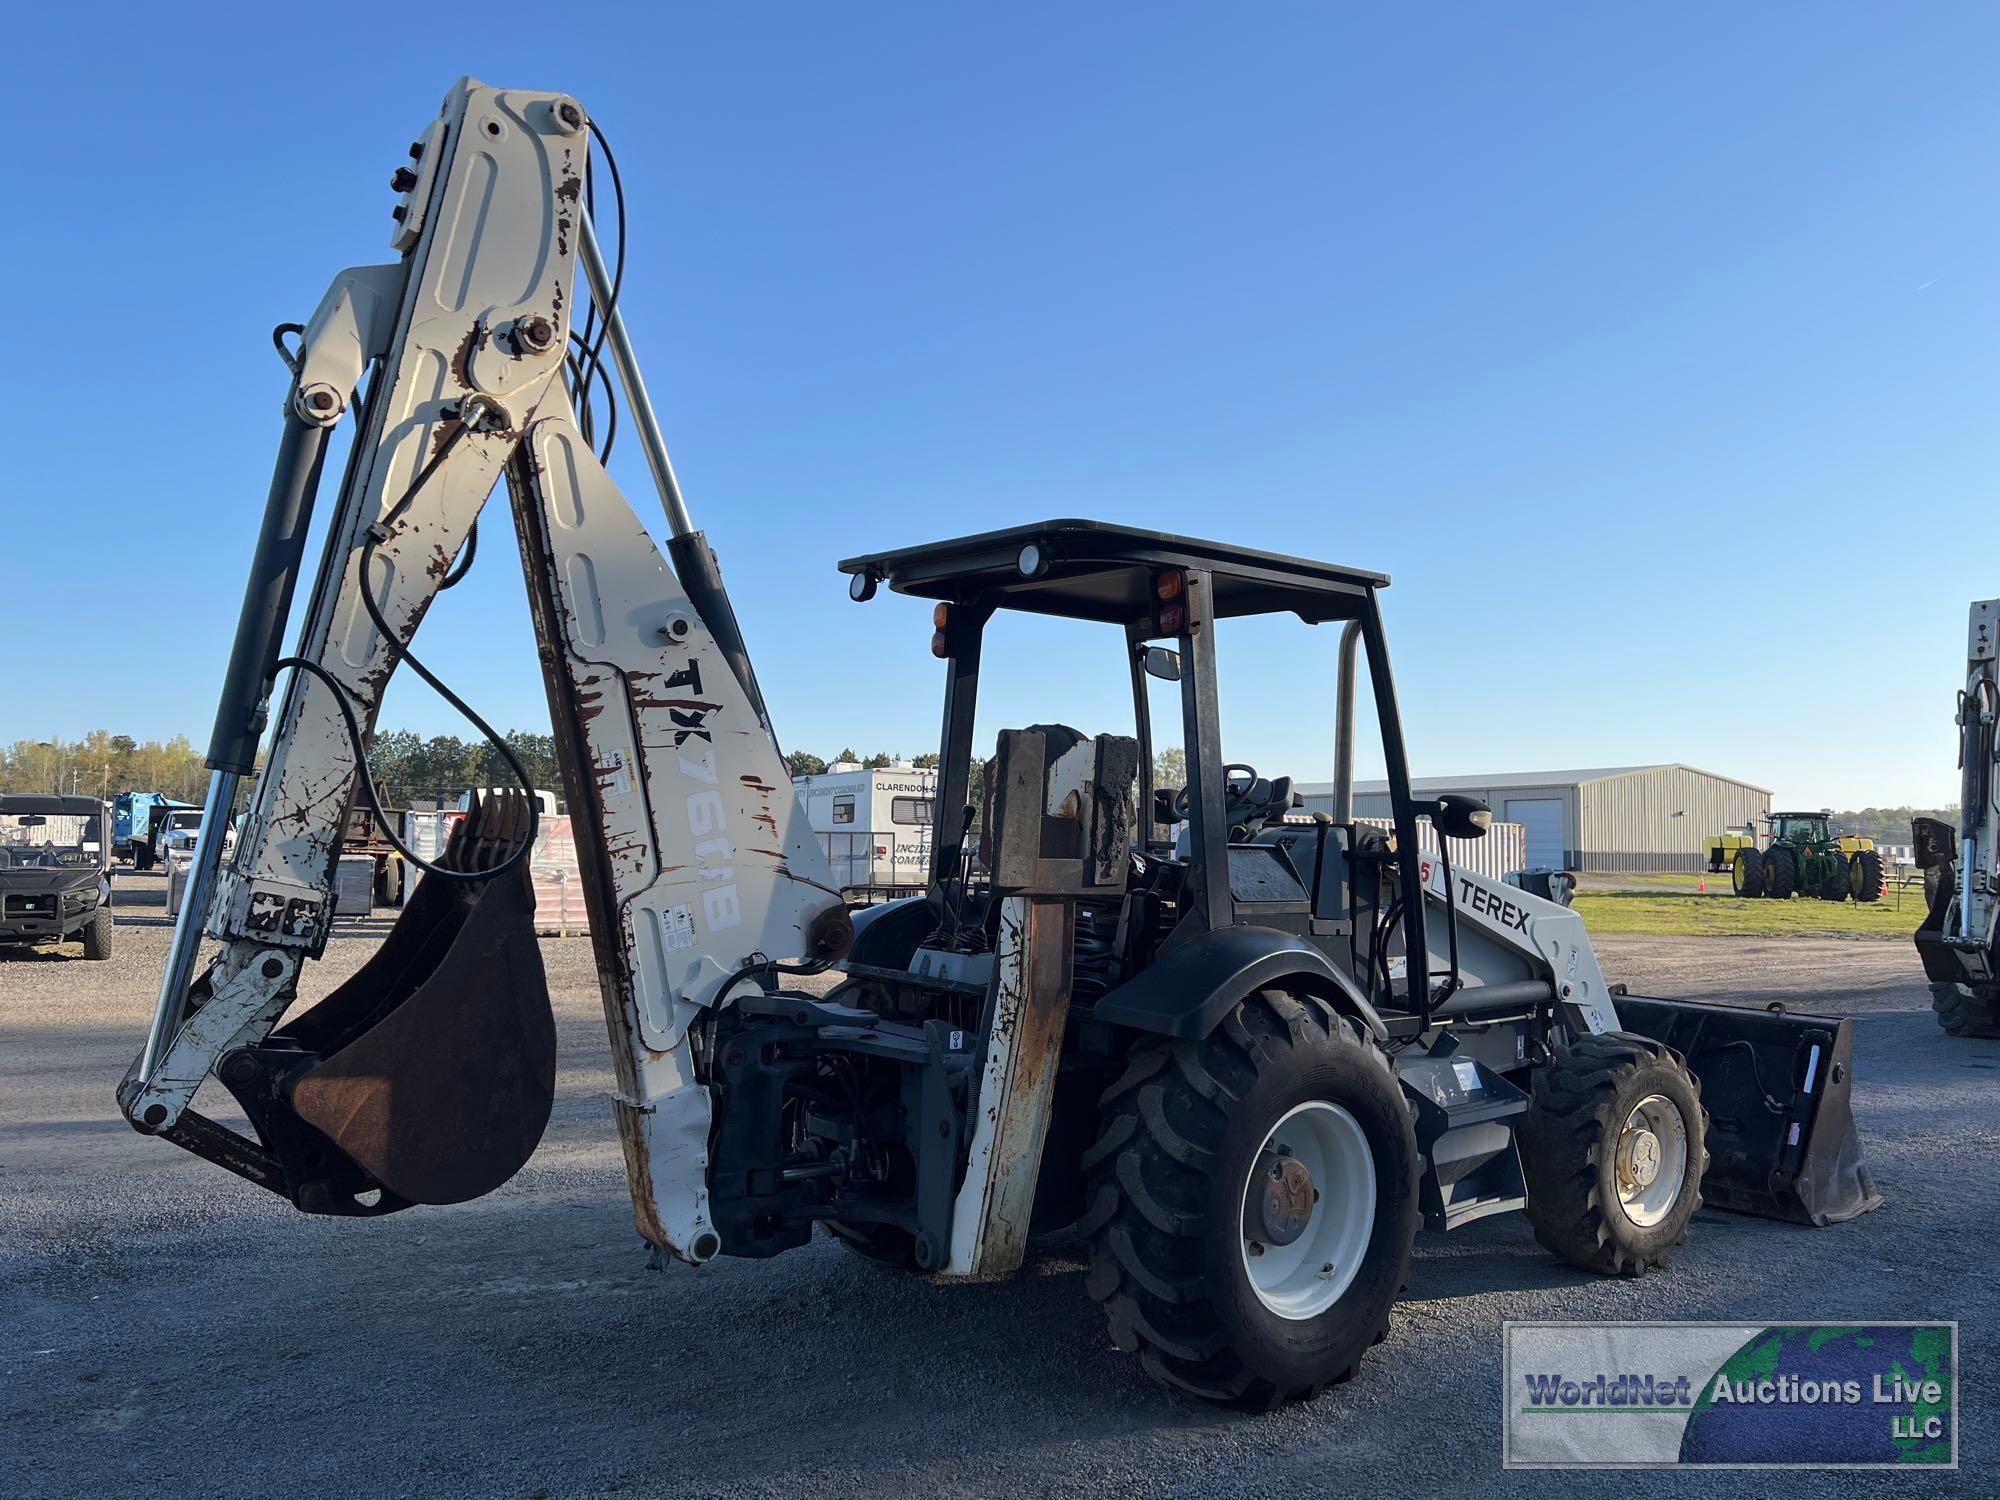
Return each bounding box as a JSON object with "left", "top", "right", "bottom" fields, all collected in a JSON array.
[
  {"left": 221, "top": 794, "right": 556, "bottom": 1213},
  {"left": 1614, "top": 994, "right": 1882, "bottom": 1227}
]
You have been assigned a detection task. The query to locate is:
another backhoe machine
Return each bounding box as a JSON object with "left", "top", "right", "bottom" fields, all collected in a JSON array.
[
  {"left": 1915, "top": 598, "right": 2000, "bottom": 1038},
  {"left": 125, "top": 78, "right": 1879, "bottom": 1408}
]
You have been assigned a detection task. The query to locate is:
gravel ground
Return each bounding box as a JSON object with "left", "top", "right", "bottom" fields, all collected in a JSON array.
[{"left": 1, "top": 873, "right": 1992, "bottom": 1498}]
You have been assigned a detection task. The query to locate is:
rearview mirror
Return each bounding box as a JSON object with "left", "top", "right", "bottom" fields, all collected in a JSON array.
[
  {"left": 1427, "top": 794, "right": 1491, "bottom": 841},
  {"left": 1143, "top": 647, "right": 1182, "bottom": 682}
]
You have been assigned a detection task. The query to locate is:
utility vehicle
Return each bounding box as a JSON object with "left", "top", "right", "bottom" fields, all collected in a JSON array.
[{"left": 1, "top": 794, "right": 114, "bottom": 959}]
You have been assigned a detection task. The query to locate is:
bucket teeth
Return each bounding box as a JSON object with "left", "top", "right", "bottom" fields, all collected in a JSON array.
[{"left": 449, "top": 789, "right": 535, "bottom": 872}]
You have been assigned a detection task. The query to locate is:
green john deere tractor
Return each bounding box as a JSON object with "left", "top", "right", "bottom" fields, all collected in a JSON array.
[{"left": 1731, "top": 811, "right": 1884, "bottom": 903}]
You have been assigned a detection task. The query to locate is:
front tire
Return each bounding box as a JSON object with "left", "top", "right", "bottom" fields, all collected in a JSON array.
[
  {"left": 1731, "top": 848, "right": 1765, "bottom": 898},
  {"left": 1081, "top": 990, "right": 1418, "bottom": 1408},
  {"left": 1520, "top": 1033, "right": 1707, "bottom": 1275},
  {"left": 80, "top": 906, "right": 113, "bottom": 960}
]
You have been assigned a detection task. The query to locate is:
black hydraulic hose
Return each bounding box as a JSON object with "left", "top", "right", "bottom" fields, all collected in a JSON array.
[
  {"left": 441, "top": 520, "right": 476, "bottom": 589},
  {"left": 718, "top": 953, "right": 839, "bottom": 1001},
  {"left": 1374, "top": 898, "right": 1403, "bottom": 1005},
  {"left": 571, "top": 118, "right": 625, "bottom": 463},
  {"left": 272, "top": 404, "right": 537, "bottom": 883},
  {"left": 566, "top": 335, "right": 619, "bottom": 460},
  {"left": 1432, "top": 835, "right": 1463, "bottom": 1011},
  {"left": 252, "top": 117, "right": 634, "bottom": 881}
]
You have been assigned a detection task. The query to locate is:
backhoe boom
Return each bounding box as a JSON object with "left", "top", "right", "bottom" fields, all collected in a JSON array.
[{"left": 120, "top": 77, "right": 847, "bottom": 1263}]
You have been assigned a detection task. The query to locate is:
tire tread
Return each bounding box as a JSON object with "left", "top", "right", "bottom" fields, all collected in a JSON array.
[
  {"left": 1082, "top": 991, "right": 1412, "bottom": 1408},
  {"left": 1519, "top": 1032, "right": 1707, "bottom": 1276},
  {"left": 1931, "top": 982, "right": 2000, "bottom": 1039}
]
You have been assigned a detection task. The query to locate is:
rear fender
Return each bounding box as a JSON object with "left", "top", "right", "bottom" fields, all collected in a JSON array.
[{"left": 1092, "top": 924, "right": 1388, "bottom": 1043}]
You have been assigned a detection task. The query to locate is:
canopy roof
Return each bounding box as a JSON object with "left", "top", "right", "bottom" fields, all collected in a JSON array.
[
  {"left": 839, "top": 519, "right": 1387, "bottom": 626},
  {"left": 0, "top": 794, "right": 108, "bottom": 816}
]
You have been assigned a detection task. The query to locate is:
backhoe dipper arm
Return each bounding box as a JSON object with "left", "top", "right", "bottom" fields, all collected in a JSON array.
[
  {"left": 121, "top": 78, "right": 849, "bottom": 1264},
  {"left": 1953, "top": 600, "right": 1999, "bottom": 960}
]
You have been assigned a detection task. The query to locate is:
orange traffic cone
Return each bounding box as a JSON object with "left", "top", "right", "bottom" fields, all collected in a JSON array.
[{"left": 1697, "top": 876, "right": 1707, "bottom": 892}]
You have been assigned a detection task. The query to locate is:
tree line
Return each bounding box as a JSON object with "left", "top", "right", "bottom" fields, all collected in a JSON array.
[
  {"left": 5, "top": 731, "right": 966, "bottom": 811},
  {"left": 784, "top": 749, "right": 939, "bottom": 776},
  {"left": 0, "top": 729, "right": 565, "bottom": 812},
  {"left": 2, "top": 733, "right": 212, "bottom": 803},
  {"left": 1829, "top": 807, "right": 1959, "bottom": 846},
  {"left": 57, "top": 731, "right": 1931, "bottom": 841}
]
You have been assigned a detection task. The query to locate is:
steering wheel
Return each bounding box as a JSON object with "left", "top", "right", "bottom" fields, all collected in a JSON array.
[{"left": 1172, "top": 763, "right": 1259, "bottom": 820}]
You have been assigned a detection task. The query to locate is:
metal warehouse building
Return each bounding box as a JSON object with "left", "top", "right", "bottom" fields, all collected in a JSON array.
[{"left": 1296, "top": 765, "right": 1771, "bottom": 873}]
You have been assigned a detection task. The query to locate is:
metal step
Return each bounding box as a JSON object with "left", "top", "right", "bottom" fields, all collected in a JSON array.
[{"left": 1397, "top": 1053, "right": 1531, "bottom": 1232}]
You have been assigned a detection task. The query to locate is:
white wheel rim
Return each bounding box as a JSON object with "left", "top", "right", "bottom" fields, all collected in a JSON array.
[
  {"left": 1239, "top": 1100, "right": 1376, "bottom": 1320},
  {"left": 1614, "top": 1092, "right": 1690, "bottom": 1228}
]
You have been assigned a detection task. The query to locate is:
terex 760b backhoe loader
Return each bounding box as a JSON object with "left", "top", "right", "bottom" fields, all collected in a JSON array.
[
  {"left": 121, "top": 78, "right": 1880, "bottom": 1407},
  {"left": 1915, "top": 599, "right": 2000, "bottom": 1037}
]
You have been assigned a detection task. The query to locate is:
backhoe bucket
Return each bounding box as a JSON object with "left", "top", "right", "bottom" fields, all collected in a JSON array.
[
  {"left": 221, "top": 794, "right": 557, "bottom": 1213},
  {"left": 1613, "top": 995, "right": 1882, "bottom": 1227}
]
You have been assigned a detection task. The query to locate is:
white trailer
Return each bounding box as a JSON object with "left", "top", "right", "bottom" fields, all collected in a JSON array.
[{"left": 793, "top": 765, "right": 939, "bottom": 898}]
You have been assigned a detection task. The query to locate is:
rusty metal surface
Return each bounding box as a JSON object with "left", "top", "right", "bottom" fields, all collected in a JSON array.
[
  {"left": 503, "top": 411, "right": 847, "bottom": 1261},
  {"left": 136, "top": 77, "right": 841, "bottom": 1262},
  {"left": 287, "top": 795, "right": 556, "bottom": 1206},
  {"left": 218, "top": 81, "right": 581, "bottom": 953},
  {"left": 946, "top": 893, "right": 1075, "bottom": 1276}
]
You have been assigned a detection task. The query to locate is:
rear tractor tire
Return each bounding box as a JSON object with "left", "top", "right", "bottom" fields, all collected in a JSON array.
[
  {"left": 1817, "top": 851, "right": 1851, "bottom": 902},
  {"left": 1931, "top": 983, "right": 2000, "bottom": 1040},
  {"left": 1762, "top": 845, "right": 1798, "bottom": 900},
  {"left": 1730, "top": 848, "right": 1765, "bottom": 898},
  {"left": 1081, "top": 989, "right": 1419, "bottom": 1409},
  {"left": 1850, "top": 850, "right": 1885, "bottom": 904},
  {"left": 1520, "top": 1033, "right": 1707, "bottom": 1276}
]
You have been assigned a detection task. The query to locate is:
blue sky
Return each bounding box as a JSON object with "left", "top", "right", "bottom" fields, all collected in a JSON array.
[{"left": 7, "top": 6, "right": 1994, "bottom": 808}]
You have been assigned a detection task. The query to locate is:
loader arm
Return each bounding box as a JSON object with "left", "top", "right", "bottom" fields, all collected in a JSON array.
[
  {"left": 120, "top": 77, "right": 848, "bottom": 1263},
  {"left": 1413, "top": 852, "right": 1878, "bottom": 1225},
  {"left": 1412, "top": 855, "right": 1619, "bottom": 1035}
]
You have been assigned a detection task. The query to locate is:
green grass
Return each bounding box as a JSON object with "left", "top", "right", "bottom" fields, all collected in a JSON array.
[{"left": 1572, "top": 873, "right": 1927, "bottom": 938}]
